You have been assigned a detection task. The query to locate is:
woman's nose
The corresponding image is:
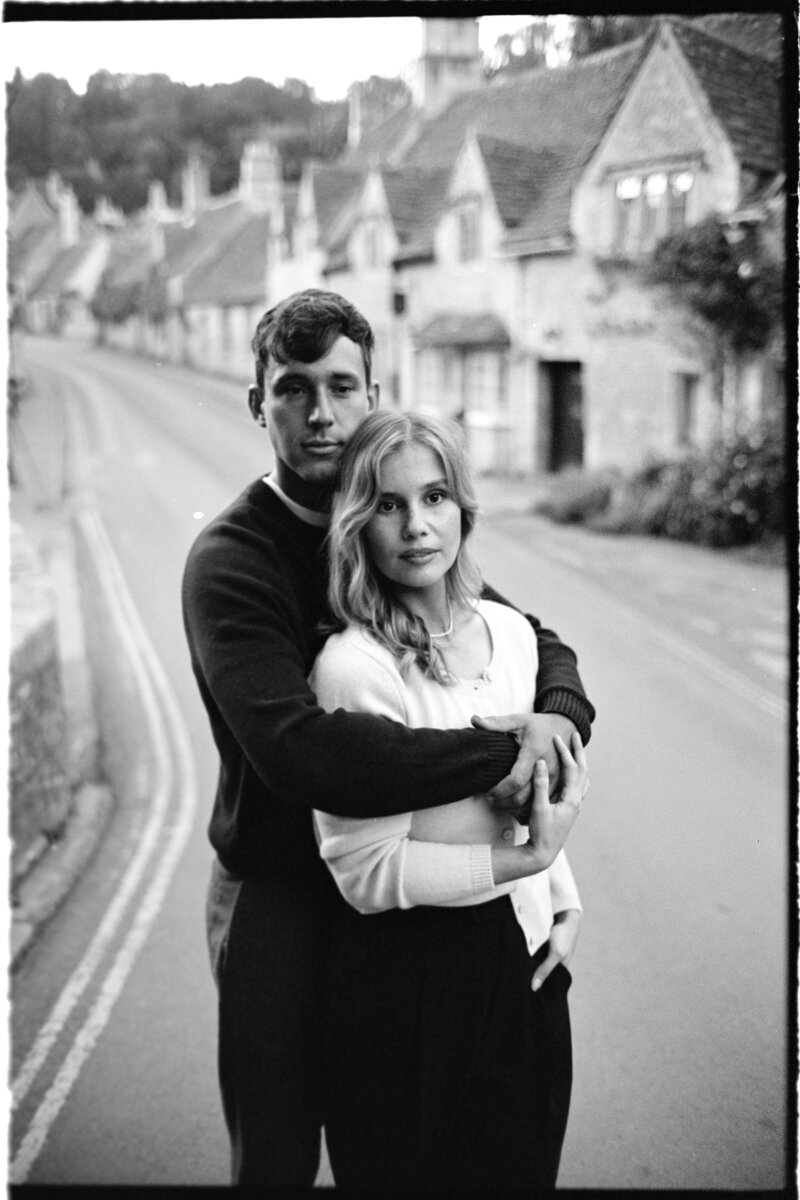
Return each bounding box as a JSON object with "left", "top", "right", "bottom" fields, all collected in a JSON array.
[{"left": 403, "top": 505, "right": 427, "bottom": 538}]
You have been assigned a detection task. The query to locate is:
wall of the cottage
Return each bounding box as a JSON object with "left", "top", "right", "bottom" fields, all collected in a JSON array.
[{"left": 514, "top": 250, "right": 718, "bottom": 473}]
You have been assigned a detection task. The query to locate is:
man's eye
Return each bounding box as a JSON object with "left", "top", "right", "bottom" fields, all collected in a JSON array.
[{"left": 333, "top": 384, "right": 355, "bottom": 397}]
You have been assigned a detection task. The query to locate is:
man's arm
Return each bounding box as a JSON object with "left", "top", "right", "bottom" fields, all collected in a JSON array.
[
  {"left": 481, "top": 581, "right": 595, "bottom": 744},
  {"left": 182, "top": 525, "right": 518, "bottom": 821}
]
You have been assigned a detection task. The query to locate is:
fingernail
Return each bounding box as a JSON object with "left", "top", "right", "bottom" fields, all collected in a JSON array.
[
  {"left": 531, "top": 977, "right": 541, "bottom": 992},
  {"left": 534, "top": 759, "right": 547, "bottom": 775}
]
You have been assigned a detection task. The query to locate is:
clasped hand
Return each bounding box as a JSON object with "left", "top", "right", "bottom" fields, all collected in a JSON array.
[{"left": 471, "top": 711, "right": 583, "bottom": 812}]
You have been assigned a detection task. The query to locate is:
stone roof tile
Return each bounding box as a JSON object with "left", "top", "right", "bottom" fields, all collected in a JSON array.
[
  {"left": 183, "top": 212, "right": 270, "bottom": 305},
  {"left": 668, "top": 17, "right": 783, "bottom": 171}
]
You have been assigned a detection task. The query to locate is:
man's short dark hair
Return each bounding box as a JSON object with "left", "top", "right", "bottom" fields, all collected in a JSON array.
[{"left": 251, "top": 289, "right": 374, "bottom": 391}]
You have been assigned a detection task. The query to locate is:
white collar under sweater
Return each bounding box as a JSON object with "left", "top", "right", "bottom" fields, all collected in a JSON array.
[{"left": 262, "top": 474, "right": 329, "bottom": 528}]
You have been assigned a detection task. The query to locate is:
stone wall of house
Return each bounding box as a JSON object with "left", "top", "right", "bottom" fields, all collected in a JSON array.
[{"left": 9, "top": 525, "right": 71, "bottom": 882}]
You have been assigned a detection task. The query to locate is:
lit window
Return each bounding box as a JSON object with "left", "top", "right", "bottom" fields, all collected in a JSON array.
[{"left": 613, "top": 169, "right": 694, "bottom": 253}]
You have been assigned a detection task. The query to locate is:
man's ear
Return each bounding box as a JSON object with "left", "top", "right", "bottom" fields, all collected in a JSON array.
[
  {"left": 368, "top": 381, "right": 380, "bottom": 412},
  {"left": 248, "top": 385, "right": 265, "bottom": 424}
]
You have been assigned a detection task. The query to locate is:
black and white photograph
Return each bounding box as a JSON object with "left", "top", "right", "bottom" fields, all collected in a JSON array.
[{"left": 5, "top": 4, "right": 794, "bottom": 1193}]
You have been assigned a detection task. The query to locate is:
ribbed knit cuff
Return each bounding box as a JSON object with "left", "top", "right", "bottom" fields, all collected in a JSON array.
[
  {"left": 469, "top": 844, "right": 495, "bottom": 895},
  {"left": 534, "top": 688, "right": 595, "bottom": 745},
  {"left": 482, "top": 732, "right": 519, "bottom": 791}
]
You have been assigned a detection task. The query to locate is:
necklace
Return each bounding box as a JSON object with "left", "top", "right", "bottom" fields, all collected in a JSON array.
[{"left": 429, "top": 600, "right": 454, "bottom": 640}]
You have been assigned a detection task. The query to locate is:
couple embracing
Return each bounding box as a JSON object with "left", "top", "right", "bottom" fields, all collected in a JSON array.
[{"left": 182, "top": 288, "right": 594, "bottom": 1190}]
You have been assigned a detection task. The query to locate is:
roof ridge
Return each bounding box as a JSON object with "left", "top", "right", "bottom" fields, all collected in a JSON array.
[{"left": 484, "top": 30, "right": 650, "bottom": 91}]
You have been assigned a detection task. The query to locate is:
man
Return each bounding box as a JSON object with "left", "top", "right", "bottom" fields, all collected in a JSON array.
[{"left": 182, "top": 289, "right": 595, "bottom": 1186}]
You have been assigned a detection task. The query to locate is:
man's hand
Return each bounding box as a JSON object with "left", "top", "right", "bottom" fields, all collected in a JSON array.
[
  {"left": 531, "top": 908, "right": 581, "bottom": 992},
  {"left": 471, "top": 712, "right": 579, "bottom": 809}
]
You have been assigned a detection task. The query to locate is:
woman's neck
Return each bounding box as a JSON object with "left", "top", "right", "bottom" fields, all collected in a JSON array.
[{"left": 399, "top": 583, "right": 453, "bottom": 638}]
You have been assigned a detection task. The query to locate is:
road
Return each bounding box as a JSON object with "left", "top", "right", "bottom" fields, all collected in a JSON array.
[{"left": 9, "top": 337, "right": 791, "bottom": 1189}]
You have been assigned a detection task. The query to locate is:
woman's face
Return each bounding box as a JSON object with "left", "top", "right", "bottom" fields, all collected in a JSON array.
[{"left": 364, "top": 442, "right": 463, "bottom": 599}]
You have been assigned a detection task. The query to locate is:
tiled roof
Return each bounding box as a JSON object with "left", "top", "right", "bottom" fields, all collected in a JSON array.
[
  {"left": 476, "top": 135, "right": 564, "bottom": 229},
  {"left": 341, "top": 103, "right": 420, "bottom": 169},
  {"left": 668, "top": 17, "right": 783, "bottom": 172},
  {"left": 183, "top": 211, "right": 270, "bottom": 305},
  {"left": 393, "top": 37, "right": 651, "bottom": 246},
  {"left": 690, "top": 12, "right": 784, "bottom": 64},
  {"left": 310, "top": 164, "right": 363, "bottom": 243},
  {"left": 28, "top": 241, "right": 93, "bottom": 297},
  {"left": 162, "top": 199, "right": 252, "bottom": 278},
  {"left": 7, "top": 222, "right": 60, "bottom": 282},
  {"left": 401, "top": 37, "right": 651, "bottom": 176},
  {"left": 382, "top": 166, "right": 450, "bottom": 244}
]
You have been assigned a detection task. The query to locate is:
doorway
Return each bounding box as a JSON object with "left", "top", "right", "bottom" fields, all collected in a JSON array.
[{"left": 542, "top": 361, "right": 584, "bottom": 471}]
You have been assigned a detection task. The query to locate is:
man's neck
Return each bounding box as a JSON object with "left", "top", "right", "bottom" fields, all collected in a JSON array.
[{"left": 274, "top": 461, "right": 333, "bottom": 514}]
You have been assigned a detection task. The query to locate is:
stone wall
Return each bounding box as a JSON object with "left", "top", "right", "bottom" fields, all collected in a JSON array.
[{"left": 9, "top": 524, "right": 71, "bottom": 881}]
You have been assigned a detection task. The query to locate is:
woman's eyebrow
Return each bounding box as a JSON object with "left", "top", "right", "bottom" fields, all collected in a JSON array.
[{"left": 378, "top": 478, "right": 448, "bottom": 498}]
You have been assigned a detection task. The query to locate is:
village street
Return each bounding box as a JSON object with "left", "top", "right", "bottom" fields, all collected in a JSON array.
[{"left": 9, "top": 336, "right": 791, "bottom": 1190}]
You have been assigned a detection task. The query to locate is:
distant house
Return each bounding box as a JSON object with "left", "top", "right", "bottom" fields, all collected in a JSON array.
[
  {"left": 8, "top": 176, "right": 111, "bottom": 340},
  {"left": 276, "top": 12, "right": 785, "bottom": 473}
]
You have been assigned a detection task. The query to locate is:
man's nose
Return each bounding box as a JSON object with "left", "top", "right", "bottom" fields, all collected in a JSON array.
[{"left": 308, "top": 388, "right": 334, "bottom": 426}]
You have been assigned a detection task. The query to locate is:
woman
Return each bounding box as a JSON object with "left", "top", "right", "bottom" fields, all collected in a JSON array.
[{"left": 310, "top": 411, "right": 589, "bottom": 1190}]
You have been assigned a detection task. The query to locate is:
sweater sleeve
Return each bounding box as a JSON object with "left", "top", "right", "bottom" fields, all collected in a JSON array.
[
  {"left": 480, "top": 582, "right": 595, "bottom": 744},
  {"left": 311, "top": 639, "right": 496, "bottom": 913},
  {"left": 182, "top": 519, "right": 517, "bottom": 820},
  {"left": 548, "top": 849, "right": 582, "bottom": 915}
]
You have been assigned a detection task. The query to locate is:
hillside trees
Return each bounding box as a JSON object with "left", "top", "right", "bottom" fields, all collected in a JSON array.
[{"left": 6, "top": 68, "right": 348, "bottom": 213}]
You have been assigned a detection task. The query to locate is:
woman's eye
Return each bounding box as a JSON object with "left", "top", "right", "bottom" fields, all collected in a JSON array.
[
  {"left": 377, "top": 500, "right": 397, "bottom": 513},
  {"left": 427, "top": 490, "right": 446, "bottom": 505}
]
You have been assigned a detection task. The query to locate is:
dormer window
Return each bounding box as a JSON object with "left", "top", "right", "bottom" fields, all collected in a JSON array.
[{"left": 613, "top": 168, "right": 694, "bottom": 254}]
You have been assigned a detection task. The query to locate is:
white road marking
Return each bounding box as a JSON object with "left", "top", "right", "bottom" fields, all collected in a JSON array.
[{"left": 10, "top": 399, "right": 198, "bottom": 1182}]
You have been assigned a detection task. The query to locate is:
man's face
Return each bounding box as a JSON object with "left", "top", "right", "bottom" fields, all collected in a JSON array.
[{"left": 252, "top": 335, "right": 378, "bottom": 488}]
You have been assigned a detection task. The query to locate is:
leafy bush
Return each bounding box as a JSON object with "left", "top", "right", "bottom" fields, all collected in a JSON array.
[
  {"left": 532, "top": 466, "right": 619, "bottom": 524},
  {"left": 593, "top": 419, "right": 786, "bottom": 547}
]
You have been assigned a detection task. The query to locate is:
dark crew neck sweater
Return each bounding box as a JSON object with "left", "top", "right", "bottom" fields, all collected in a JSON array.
[{"left": 182, "top": 479, "right": 594, "bottom": 882}]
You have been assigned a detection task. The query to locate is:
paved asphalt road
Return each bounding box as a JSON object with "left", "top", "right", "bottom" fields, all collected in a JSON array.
[{"left": 9, "top": 337, "right": 792, "bottom": 1189}]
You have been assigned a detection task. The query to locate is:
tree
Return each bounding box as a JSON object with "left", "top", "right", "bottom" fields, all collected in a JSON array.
[
  {"left": 644, "top": 216, "right": 784, "bottom": 431},
  {"left": 568, "top": 15, "right": 657, "bottom": 59},
  {"left": 484, "top": 18, "right": 556, "bottom": 75}
]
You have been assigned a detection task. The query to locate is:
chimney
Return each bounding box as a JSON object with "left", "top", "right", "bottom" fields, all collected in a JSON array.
[
  {"left": 238, "top": 138, "right": 283, "bottom": 213},
  {"left": 412, "top": 18, "right": 482, "bottom": 117},
  {"left": 147, "top": 180, "right": 169, "bottom": 220},
  {"left": 182, "top": 153, "right": 210, "bottom": 220},
  {"left": 58, "top": 186, "right": 80, "bottom": 247}
]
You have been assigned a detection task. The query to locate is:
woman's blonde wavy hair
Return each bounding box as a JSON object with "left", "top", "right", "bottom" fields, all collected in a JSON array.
[{"left": 326, "top": 410, "right": 482, "bottom": 682}]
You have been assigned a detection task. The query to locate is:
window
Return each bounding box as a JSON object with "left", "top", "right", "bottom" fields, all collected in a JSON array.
[
  {"left": 614, "top": 168, "right": 694, "bottom": 254},
  {"left": 457, "top": 205, "right": 481, "bottom": 261},
  {"left": 675, "top": 372, "right": 698, "bottom": 447}
]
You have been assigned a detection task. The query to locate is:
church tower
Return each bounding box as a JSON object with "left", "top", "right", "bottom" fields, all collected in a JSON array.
[{"left": 412, "top": 18, "right": 482, "bottom": 117}]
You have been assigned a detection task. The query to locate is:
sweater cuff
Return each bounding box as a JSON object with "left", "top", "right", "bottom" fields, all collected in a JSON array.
[
  {"left": 534, "top": 688, "right": 595, "bottom": 745},
  {"left": 469, "top": 844, "right": 495, "bottom": 894},
  {"left": 481, "top": 732, "right": 519, "bottom": 790}
]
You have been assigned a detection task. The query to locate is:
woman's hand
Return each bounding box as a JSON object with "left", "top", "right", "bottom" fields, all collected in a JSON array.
[
  {"left": 524, "top": 732, "right": 588, "bottom": 874},
  {"left": 531, "top": 908, "right": 581, "bottom": 992}
]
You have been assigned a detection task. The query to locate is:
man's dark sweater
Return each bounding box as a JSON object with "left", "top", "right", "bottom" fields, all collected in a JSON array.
[{"left": 182, "top": 478, "right": 594, "bottom": 884}]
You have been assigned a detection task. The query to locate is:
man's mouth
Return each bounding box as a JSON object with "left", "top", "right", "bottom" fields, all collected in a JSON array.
[{"left": 303, "top": 441, "right": 340, "bottom": 455}]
